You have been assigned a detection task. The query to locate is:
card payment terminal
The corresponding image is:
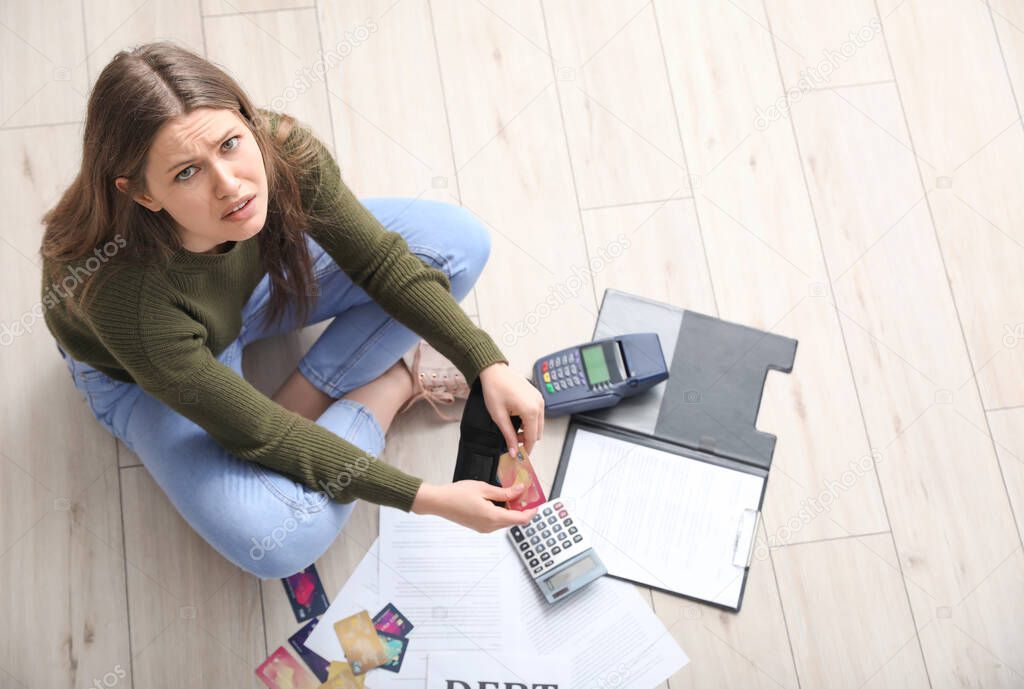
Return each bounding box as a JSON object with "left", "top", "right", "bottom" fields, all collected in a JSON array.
[{"left": 532, "top": 332, "right": 668, "bottom": 416}]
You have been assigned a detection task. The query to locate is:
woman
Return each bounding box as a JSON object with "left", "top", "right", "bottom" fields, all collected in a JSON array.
[{"left": 39, "top": 42, "right": 544, "bottom": 579}]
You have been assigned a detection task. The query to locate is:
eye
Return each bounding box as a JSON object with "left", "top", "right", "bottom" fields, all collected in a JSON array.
[{"left": 174, "top": 135, "right": 241, "bottom": 182}]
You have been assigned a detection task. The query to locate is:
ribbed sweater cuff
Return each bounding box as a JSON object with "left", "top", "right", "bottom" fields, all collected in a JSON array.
[{"left": 458, "top": 334, "right": 509, "bottom": 382}]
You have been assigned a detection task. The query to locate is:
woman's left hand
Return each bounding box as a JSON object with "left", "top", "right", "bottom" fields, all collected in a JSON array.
[{"left": 478, "top": 362, "right": 545, "bottom": 457}]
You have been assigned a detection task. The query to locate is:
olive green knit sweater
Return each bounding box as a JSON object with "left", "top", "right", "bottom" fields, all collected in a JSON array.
[{"left": 42, "top": 114, "right": 506, "bottom": 511}]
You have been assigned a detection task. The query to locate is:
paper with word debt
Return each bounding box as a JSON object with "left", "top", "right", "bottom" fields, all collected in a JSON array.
[{"left": 427, "top": 652, "right": 569, "bottom": 689}]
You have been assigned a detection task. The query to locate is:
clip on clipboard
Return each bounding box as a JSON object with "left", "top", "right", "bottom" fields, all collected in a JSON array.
[{"left": 550, "top": 289, "right": 797, "bottom": 612}]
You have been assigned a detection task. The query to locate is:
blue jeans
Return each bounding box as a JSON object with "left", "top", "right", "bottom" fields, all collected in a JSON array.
[{"left": 58, "top": 198, "right": 491, "bottom": 578}]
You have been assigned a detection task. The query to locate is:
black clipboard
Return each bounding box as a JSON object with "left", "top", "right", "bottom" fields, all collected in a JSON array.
[{"left": 549, "top": 289, "right": 798, "bottom": 612}]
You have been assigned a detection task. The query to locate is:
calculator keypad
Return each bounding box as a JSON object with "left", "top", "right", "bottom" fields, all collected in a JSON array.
[
  {"left": 507, "top": 499, "right": 592, "bottom": 576},
  {"left": 540, "top": 350, "right": 586, "bottom": 394}
]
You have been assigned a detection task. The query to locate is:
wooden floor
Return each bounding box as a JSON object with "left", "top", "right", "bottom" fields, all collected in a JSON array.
[{"left": 2, "top": 0, "right": 1023, "bottom": 687}]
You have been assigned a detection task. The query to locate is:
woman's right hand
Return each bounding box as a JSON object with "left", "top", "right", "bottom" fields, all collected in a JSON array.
[{"left": 411, "top": 481, "right": 538, "bottom": 532}]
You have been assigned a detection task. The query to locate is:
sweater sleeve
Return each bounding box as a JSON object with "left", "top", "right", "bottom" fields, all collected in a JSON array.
[
  {"left": 86, "top": 269, "right": 423, "bottom": 511},
  {"left": 298, "top": 133, "right": 508, "bottom": 383}
]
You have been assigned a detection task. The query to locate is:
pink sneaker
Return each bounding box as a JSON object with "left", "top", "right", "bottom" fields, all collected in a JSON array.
[{"left": 398, "top": 341, "right": 471, "bottom": 421}]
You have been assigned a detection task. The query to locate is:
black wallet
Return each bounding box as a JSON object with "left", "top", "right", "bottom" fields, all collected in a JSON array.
[{"left": 452, "top": 378, "right": 522, "bottom": 502}]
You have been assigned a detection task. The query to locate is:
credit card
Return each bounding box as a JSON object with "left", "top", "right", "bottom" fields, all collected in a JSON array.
[
  {"left": 255, "top": 646, "right": 319, "bottom": 689},
  {"left": 372, "top": 602, "right": 414, "bottom": 637},
  {"left": 377, "top": 632, "right": 409, "bottom": 673},
  {"left": 281, "top": 565, "right": 329, "bottom": 623},
  {"left": 497, "top": 448, "right": 546, "bottom": 510},
  {"left": 334, "top": 611, "right": 389, "bottom": 675},
  {"left": 327, "top": 661, "right": 365, "bottom": 687},
  {"left": 288, "top": 618, "right": 330, "bottom": 682}
]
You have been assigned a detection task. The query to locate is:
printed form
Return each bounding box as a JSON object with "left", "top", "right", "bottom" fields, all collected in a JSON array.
[{"left": 559, "top": 428, "right": 765, "bottom": 608}]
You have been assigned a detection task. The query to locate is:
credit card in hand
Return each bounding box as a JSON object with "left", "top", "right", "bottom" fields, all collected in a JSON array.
[{"left": 497, "top": 448, "right": 546, "bottom": 510}]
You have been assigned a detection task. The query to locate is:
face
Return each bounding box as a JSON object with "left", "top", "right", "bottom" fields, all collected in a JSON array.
[{"left": 115, "top": 107, "right": 268, "bottom": 254}]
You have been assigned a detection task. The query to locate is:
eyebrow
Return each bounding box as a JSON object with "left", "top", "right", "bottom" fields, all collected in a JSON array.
[{"left": 164, "top": 127, "right": 237, "bottom": 175}]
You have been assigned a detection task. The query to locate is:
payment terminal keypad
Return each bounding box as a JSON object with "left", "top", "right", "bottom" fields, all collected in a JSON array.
[{"left": 540, "top": 351, "right": 586, "bottom": 393}]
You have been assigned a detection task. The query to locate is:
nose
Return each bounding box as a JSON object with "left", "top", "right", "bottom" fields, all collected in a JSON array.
[{"left": 211, "top": 161, "right": 242, "bottom": 198}]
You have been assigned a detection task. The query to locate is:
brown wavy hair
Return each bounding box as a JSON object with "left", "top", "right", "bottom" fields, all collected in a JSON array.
[{"left": 40, "top": 41, "right": 326, "bottom": 330}]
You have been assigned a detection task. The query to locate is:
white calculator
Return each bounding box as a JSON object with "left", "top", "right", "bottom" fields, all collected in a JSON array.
[{"left": 507, "top": 498, "right": 607, "bottom": 604}]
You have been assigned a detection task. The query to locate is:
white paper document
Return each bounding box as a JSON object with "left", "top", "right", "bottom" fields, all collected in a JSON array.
[
  {"left": 511, "top": 566, "right": 688, "bottom": 689},
  {"left": 375, "top": 507, "right": 522, "bottom": 686},
  {"left": 427, "top": 652, "right": 569, "bottom": 689},
  {"left": 558, "top": 428, "right": 765, "bottom": 608},
  {"left": 306, "top": 507, "right": 688, "bottom": 689}
]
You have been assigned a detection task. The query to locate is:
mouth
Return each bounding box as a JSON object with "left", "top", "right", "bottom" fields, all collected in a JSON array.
[{"left": 222, "top": 194, "right": 256, "bottom": 219}]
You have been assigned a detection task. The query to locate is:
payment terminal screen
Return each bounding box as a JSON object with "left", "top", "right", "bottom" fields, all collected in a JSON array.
[{"left": 581, "top": 344, "right": 610, "bottom": 385}]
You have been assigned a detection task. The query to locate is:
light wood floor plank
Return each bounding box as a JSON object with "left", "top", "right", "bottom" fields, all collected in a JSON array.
[
  {"left": 791, "top": 79, "right": 1024, "bottom": 689},
  {"left": 655, "top": 0, "right": 889, "bottom": 547},
  {"left": 880, "top": 0, "right": 1024, "bottom": 411},
  {"left": 763, "top": 0, "right": 890, "bottom": 92},
  {"left": 0, "top": 0, "right": 89, "bottom": 128},
  {"left": 772, "top": 534, "right": 929, "bottom": 689},
  {"left": 988, "top": 408, "right": 1024, "bottom": 548},
  {"left": 541, "top": 0, "right": 692, "bottom": 208},
  {"left": 121, "top": 466, "right": 266, "bottom": 689},
  {"left": 82, "top": 0, "right": 205, "bottom": 84},
  {"left": 318, "top": 0, "right": 458, "bottom": 201},
  {"left": 990, "top": 0, "right": 1024, "bottom": 112},
  {"left": 0, "top": 124, "right": 131, "bottom": 688}
]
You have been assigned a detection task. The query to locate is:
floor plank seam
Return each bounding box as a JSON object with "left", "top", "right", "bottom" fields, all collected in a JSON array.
[
  {"left": 580, "top": 195, "right": 696, "bottom": 213},
  {"left": 202, "top": 5, "right": 316, "bottom": 20},
  {"left": 538, "top": 2, "right": 601, "bottom": 315},
  {"left": 650, "top": 0, "right": 721, "bottom": 316}
]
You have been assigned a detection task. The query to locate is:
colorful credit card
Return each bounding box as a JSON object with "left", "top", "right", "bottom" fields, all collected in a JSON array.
[
  {"left": 376, "top": 632, "right": 409, "bottom": 673},
  {"left": 372, "top": 602, "right": 414, "bottom": 637},
  {"left": 255, "top": 646, "right": 319, "bottom": 689},
  {"left": 334, "top": 611, "right": 389, "bottom": 675},
  {"left": 281, "top": 565, "right": 329, "bottom": 623},
  {"left": 497, "top": 448, "right": 546, "bottom": 510},
  {"left": 288, "top": 618, "right": 330, "bottom": 682}
]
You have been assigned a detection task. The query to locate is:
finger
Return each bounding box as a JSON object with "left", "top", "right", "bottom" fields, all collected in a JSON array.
[
  {"left": 523, "top": 411, "right": 539, "bottom": 456},
  {"left": 493, "top": 413, "right": 520, "bottom": 457},
  {"left": 480, "top": 481, "right": 525, "bottom": 501},
  {"left": 493, "top": 506, "right": 536, "bottom": 528}
]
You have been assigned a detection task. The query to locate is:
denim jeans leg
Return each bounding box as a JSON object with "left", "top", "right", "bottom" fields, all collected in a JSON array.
[
  {"left": 119, "top": 339, "right": 386, "bottom": 578},
  {"left": 296, "top": 197, "right": 492, "bottom": 400}
]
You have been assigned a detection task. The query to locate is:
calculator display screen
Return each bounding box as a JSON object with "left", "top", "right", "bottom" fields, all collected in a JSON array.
[
  {"left": 546, "top": 554, "right": 597, "bottom": 591},
  {"left": 581, "top": 345, "right": 610, "bottom": 385}
]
